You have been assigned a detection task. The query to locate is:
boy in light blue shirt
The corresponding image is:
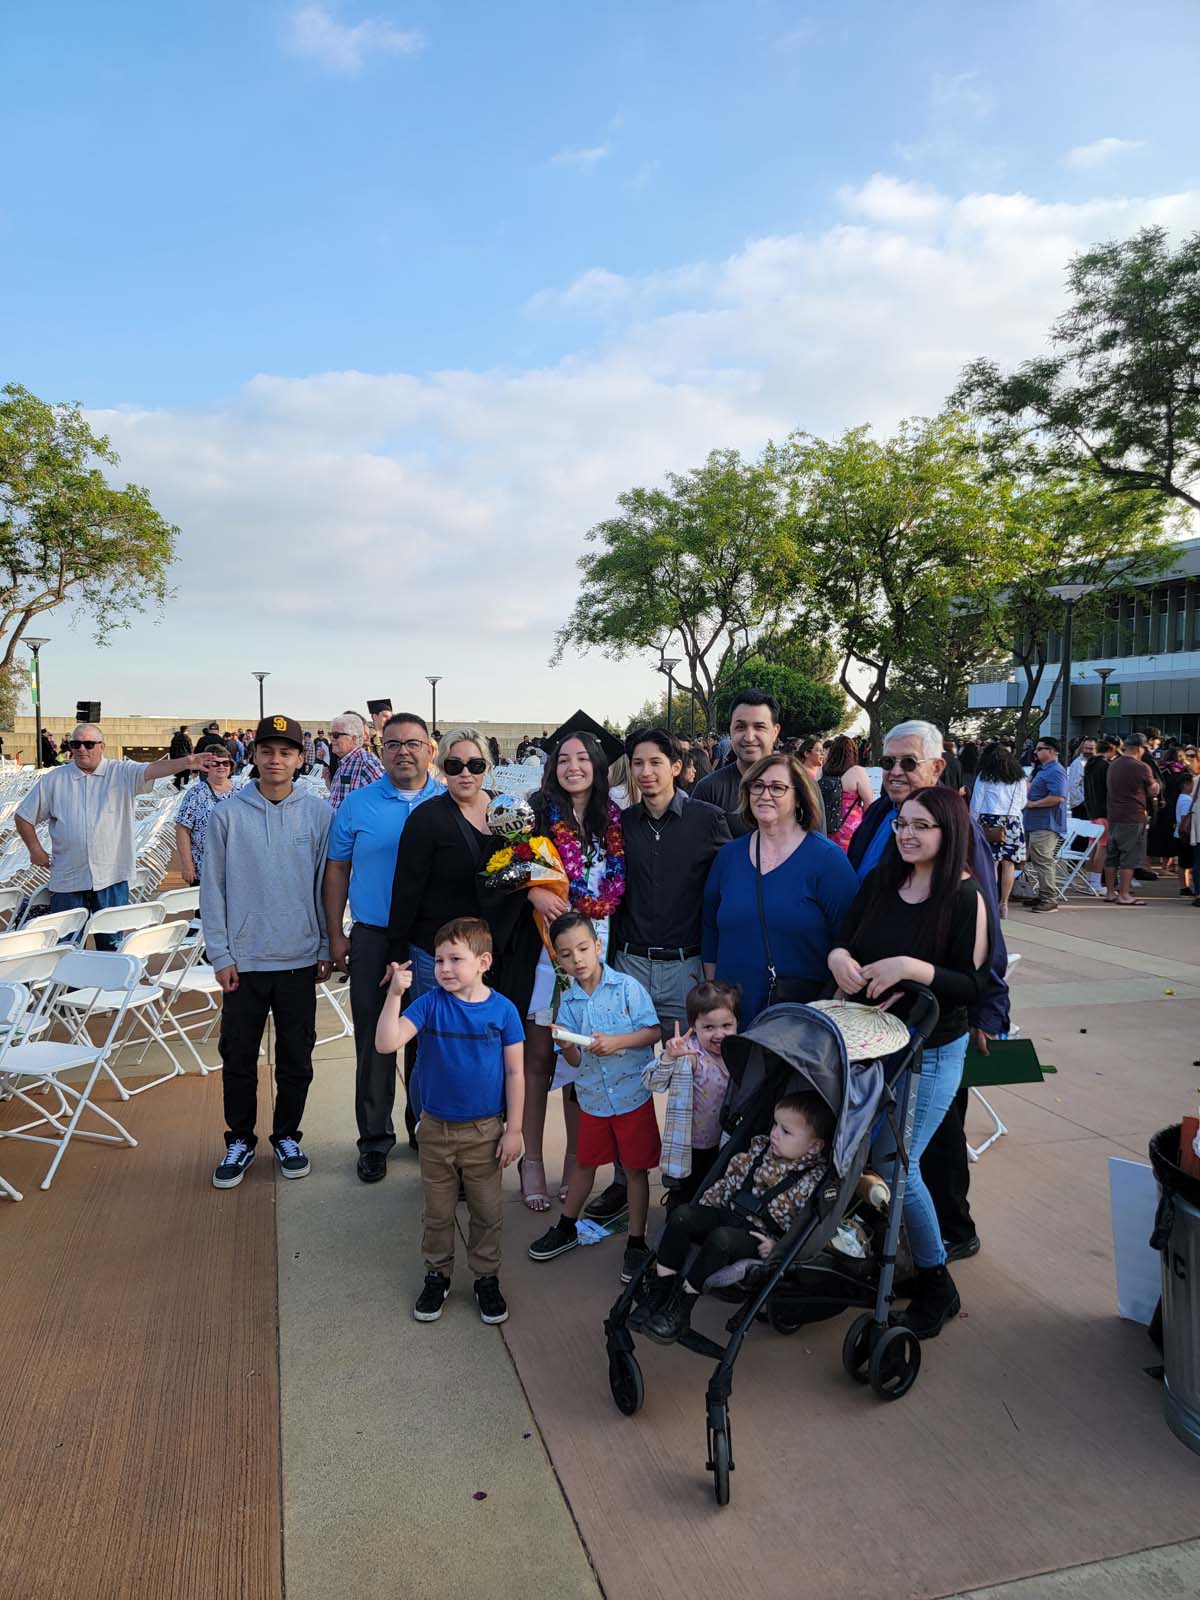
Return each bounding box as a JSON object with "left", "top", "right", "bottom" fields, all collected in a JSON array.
[{"left": 528, "top": 912, "right": 662, "bottom": 1285}]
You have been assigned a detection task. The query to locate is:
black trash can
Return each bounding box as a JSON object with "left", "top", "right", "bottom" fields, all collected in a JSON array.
[{"left": 1149, "top": 1125, "right": 1200, "bottom": 1457}]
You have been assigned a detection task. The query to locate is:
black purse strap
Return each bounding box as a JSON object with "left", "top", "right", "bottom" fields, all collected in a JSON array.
[{"left": 753, "top": 833, "right": 778, "bottom": 991}]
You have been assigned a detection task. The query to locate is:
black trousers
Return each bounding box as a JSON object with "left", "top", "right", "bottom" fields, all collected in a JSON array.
[
  {"left": 922, "top": 1086, "right": 975, "bottom": 1246},
  {"left": 220, "top": 966, "right": 317, "bottom": 1146},
  {"left": 656, "top": 1202, "right": 762, "bottom": 1291},
  {"left": 349, "top": 923, "right": 399, "bottom": 1154},
  {"left": 663, "top": 1147, "right": 721, "bottom": 1209}
]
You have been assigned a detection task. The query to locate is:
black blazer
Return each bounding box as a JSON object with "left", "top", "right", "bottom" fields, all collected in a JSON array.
[{"left": 387, "top": 793, "right": 492, "bottom": 961}]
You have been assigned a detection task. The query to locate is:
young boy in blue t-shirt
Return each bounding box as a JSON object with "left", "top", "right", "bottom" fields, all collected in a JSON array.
[{"left": 377, "top": 917, "right": 524, "bottom": 1325}]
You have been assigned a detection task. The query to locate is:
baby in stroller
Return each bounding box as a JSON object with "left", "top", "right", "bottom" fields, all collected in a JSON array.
[{"left": 637, "top": 1090, "right": 835, "bottom": 1345}]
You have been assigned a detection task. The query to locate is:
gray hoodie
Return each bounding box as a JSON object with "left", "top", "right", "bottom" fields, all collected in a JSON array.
[{"left": 201, "top": 782, "right": 333, "bottom": 973}]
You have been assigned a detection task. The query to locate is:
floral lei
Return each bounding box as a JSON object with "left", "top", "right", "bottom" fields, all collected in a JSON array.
[{"left": 547, "top": 800, "right": 626, "bottom": 919}]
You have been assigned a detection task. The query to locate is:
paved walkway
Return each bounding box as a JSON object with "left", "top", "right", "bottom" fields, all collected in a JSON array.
[{"left": 2, "top": 884, "right": 1199, "bottom": 1598}]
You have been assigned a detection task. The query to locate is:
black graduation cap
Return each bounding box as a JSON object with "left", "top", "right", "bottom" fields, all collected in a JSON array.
[
  {"left": 366, "top": 698, "right": 393, "bottom": 718},
  {"left": 546, "top": 709, "right": 624, "bottom": 767}
]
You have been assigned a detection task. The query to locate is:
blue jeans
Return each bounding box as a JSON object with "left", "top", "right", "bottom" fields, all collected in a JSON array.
[
  {"left": 873, "top": 1032, "right": 969, "bottom": 1269},
  {"left": 49, "top": 881, "right": 130, "bottom": 950},
  {"left": 406, "top": 945, "right": 438, "bottom": 1120}
]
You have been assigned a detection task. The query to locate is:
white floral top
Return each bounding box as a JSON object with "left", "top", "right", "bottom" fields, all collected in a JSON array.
[{"left": 175, "top": 781, "right": 233, "bottom": 878}]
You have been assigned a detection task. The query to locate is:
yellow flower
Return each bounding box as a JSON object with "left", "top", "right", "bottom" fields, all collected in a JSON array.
[{"left": 486, "top": 847, "right": 514, "bottom": 871}]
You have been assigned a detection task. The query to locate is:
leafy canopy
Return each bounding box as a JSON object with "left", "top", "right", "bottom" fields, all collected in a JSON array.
[{"left": 712, "top": 656, "right": 845, "bottom": 739}]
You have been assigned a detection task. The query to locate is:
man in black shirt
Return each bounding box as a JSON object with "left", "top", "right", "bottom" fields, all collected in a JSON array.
[
  {"left": 693, "top": 687, "right": 827, "bottom": 835},
  {"left": 586, "top": 727, "right": 731, "bottom": 1222}
]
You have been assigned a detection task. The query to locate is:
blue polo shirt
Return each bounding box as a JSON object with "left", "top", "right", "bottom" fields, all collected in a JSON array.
[
  {"left": 328, "top": 774, "right": 443, "bottom": 927},
  {"left": 1024, "top": 759, "right": 1068, "bottom": 836},
  {"left": 555, "top": 964, "right": 661, "bottom": 1118}
]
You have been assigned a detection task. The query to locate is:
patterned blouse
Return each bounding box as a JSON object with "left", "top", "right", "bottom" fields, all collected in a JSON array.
[{"left": 175, "top": 781, "right": 234, "bottom": 877}]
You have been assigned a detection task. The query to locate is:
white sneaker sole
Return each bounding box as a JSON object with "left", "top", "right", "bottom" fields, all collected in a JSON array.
[
  {"left": 477, "top": 1304, "right": 509, "bottom": 1324},
  {"left": 528, "top": 1236, "right": 579, "bottom": 1261},
  {"left": 213, "top": 1153, "right": 255, "bottom": 1189},
  {"left": 413, "top": 1292, "right": 449, "bottom": 1323},
  {"left": 276, "top": 1158, "right": 311, "bottom": 1179}
]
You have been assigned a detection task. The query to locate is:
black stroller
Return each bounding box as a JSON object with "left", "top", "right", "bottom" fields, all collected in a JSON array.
[{"left": 602, "top": 986, "right": 940, "bottom": 1506}]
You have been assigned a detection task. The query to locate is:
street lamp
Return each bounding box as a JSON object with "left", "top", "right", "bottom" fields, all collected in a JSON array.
[
  {"left": 426, "top": 675, "right": 442, "bottom": 734},
  {"left": 1047, "top": 584, "right": 1098, "bottom": 748},
  {"left": 251, "top": 671, "right": 270, "bottom": 721},
  {"left": 659, "top": 657, "right": 681, "bottom": 733},
  {"left": 1094, "top": 666, "right": 1115, "bottom": 731},
  {"left": 24, "top": 637, "right": 49, "bottom": 768}
]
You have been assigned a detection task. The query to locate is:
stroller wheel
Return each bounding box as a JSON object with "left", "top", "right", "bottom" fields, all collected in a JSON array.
[
  {"left": 710, "top": 1425, "right": 732, "bottom": 1506},
  {"left": 841, "top": 1313, "right": 875, "bottom": 1383},
  {"left": 868, "top": 1325, "right": 921, "bottom": 1401},
  {"left": 608, "top": 1350, "right": 644, "bottom": 1416}
]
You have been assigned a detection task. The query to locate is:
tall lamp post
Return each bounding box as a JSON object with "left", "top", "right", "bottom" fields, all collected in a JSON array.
[
  {"left": 1094, "top": 665, "right": 1115, "bottom": 732},
  {"left": 1048, "top": 583, "right": 1097, "bottom": 749},
  {"left": 251, "top": 670, "right": 270, "bottom": 721},
  {"left": 426, "top": 675, "right": 442, "bottom": 734},
  {"left": 24, "top": 637, "right": 49, "bottom": 768},
  {"left": 659, "top": 657, "right": 681, "bottom": 733}
]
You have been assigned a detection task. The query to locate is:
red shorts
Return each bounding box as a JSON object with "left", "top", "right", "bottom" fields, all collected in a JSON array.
[{"left": 577, "top": 1099, "right": 661, "bottom": 1170}]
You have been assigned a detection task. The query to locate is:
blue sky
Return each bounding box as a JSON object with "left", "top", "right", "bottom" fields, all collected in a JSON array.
[{"left": 4, "top": 1, "right": 1199, "bottom": 724}]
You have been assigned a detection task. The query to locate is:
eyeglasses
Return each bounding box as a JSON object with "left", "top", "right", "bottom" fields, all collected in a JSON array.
[
  {"left": 209, "top": 761, "right": 232, "bottom": 768},
  {"left": 749, "top": 781, "right": 793, "bottom": 798},
  {"left": 880, "top": 754, "right": 922, "bottom": 773},
  {"left": 443, "top": 757, "right": 487, "bottom": 776},
  {"left": 891, "top": 817, "right": 941, "bottom": 835},
  {"left": 69, "top": 739, "right": 102, "bottom": 750},
  {"left": 383, "top": 738, "right": 427, "bottom": 754},
  {"left": 330, "top": 730, "right": 356, "bottom": 741}
]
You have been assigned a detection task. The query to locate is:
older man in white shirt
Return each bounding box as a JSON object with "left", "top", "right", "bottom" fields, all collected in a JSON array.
[{"left": 15, "top": 722, "right": 212, "bottom": 943}]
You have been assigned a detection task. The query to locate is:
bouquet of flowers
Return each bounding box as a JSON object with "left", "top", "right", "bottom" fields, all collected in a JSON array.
[{"left": 481, "top": 793, "right": 570, "bottom": 956}]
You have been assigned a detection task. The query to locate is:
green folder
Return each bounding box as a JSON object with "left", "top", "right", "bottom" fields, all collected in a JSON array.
[{"left": 961, "top": 1036, "right": 1055, "bottom": 1089}]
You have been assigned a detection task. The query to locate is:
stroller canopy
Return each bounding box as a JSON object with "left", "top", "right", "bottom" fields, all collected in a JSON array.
[{"left": 722, "top": 1003, "right": 887, "bottom": 1178}]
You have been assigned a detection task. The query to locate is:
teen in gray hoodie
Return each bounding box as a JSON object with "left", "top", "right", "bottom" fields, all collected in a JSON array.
[{"left": 203, "top": 715, "right": 334, "bottom": 1190}]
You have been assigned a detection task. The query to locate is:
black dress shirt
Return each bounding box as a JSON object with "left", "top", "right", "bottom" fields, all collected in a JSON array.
[{"left": 613, "top": 789, "right": 731, "bottom": 951}]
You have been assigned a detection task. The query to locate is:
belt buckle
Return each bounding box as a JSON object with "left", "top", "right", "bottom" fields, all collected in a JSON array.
[{"left": 648, "top": 945, "right": 675, "bottom": 961}]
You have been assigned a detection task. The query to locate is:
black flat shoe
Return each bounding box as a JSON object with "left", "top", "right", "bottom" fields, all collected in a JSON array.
[
  {"left": 357, "top": 1150, "right": 387, "bottom": 1183},
  {"left": 944, "top": 1234, "right": 981, "bottom": 1263}
]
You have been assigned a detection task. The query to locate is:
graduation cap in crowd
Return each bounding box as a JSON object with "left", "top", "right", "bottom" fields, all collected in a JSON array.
[
  {"left": 545, "top": 709, "right": 624, "bottom": 767},
  {"left": 366, "top": 698, "right": 393, "bottom": 719}
]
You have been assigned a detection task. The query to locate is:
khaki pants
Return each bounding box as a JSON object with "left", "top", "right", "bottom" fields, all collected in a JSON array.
[
  {"left": 419, "top": 1113, "right": 504, "bottom": 1277},
  {"left": 1025, "top": 830, "right": 1061, "bottom": 904}
]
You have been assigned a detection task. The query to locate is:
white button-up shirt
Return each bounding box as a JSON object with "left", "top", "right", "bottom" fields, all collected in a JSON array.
[{"left": 16, "top": 758, "right": 151, "bottom": 892}]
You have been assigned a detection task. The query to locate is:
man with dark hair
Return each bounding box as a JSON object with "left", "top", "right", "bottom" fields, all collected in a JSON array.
[
  {"left": 1023, "top": 734, "right": 1068, "bottom": 913},
  {"left": 1105, "top": 731, "right": 1160, "bottom": 906},
  {"left": 325, "top": 712, "right": 442, "bottom": 1177},
  {"left": 195, "top": 721, "right": 227, "bottom": 757},
  {"left": 585, "top": 726, "right": 731, "bottom": 1223},
  {"left": 169, "top": 724, "right": 194, "bottom": 790},
  {"left": 693, "top": 687, "right": 827, "bottom": 836}
]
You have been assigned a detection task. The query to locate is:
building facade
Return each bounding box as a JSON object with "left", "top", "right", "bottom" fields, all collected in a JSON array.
[{"left": 969, "top": 537, "right": 1200, "bottom": 742}]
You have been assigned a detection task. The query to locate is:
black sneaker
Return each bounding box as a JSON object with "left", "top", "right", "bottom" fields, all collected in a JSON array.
[
  {"left": 630, "top": 1273, "right": 675, "bottom": 1328},
  {"left": 274, "top": 1137, "right": 310, "bottom": 1179},
  {"left": 356, "top": 1150, "right": 387, "bottom": 1183},
  {"left": 528, "top": 1216, "right": 579, "bottom": 1261},
  {"left": 213, "top": 1139, "right": 255, "bottom": 1189},
  {"left": 474, "top": 1275, "right": 509, "bottom": 1324},
  {"left": 645, "top": 1286, "right": 696, "bottom": 1345},
  {"left": 944, "top": 1234, "right": 981, "bottom": 1263},
  {"left": 620, "top": 1243, "right": 650, "bottom": 1284},
  {"left": 413, "top": 1271, "right": 451, "bottom": 1322},
  {"left": 584, "top": 1182, "right": 628, "bottom": 1223}
]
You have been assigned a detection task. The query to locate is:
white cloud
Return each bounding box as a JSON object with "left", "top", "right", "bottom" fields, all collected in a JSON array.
[
  {"left": 286, "top": 4, "right": 425, "bottom": 77},
  {"left": 1064, "top": 137, "right": 1146, "bottom": 170},
  {"left": 930, "top": 70, "right": 992, "bottom": 122},
  {"left": 71, "top": 177, "right": 1200, "bottom": 725},
  {"left": 549, "top": 144, "right": 610, "bottom": 169}
]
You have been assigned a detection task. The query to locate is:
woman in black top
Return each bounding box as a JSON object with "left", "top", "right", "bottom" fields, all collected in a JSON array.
[{"left": 827, "top": 784, "right": 989, "bottom": 1341}]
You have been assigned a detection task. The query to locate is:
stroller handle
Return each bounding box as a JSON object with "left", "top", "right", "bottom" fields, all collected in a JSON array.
[{"left": 890, "top": 981, "right": 940, "bottom": 1045}]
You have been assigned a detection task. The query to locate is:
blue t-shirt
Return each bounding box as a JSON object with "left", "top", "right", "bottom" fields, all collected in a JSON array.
[
  {"left": 406, "top": 986, "right": 524, "bottom": 1122},
  {"left": 1024, "top": 759, "right": 1067, "bottom": 835}
]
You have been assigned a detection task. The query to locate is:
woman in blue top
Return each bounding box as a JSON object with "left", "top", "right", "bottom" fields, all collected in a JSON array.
[{"left": 702, "top": 751, "right": 857, "bottom": 1020}]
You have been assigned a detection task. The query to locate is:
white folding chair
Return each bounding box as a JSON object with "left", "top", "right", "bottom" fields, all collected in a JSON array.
[
  {"left": 0, "top": 885, "right": 23, "bottom": 930},
  {"left": 83, "top": 902, "right": 166, "bottom": 948},
  {"left": 0, "top": 1169, "right": 20, "bottom": 1201},
  {"left": 156, "top": 886, "right": 203, "bottom": 947},
  {"left": 0, "top": 954, "right": 142, "bottom": 1190},
  {"left": 316, "top": 974, "right": 354, "bottom": 1048},
  {"left": 0, "top": 925, "right": 60, "bottom": 957},
  {"left": 23, "top": 906, "right": 88, "bottom": 946},
  {"left": 967, "top": 954, "right": 1022, "bottom": 1161},
  {"left": 1056, "top": 819, "right": 1106, "bottom": 898},
  {"left": 15, "top": 887, "right": 51, "bottom": 927}
]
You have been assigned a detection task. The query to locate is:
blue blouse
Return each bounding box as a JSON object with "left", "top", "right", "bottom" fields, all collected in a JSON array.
[{"left": 702, "top": 831, "right": 858, "bottom": 1023}]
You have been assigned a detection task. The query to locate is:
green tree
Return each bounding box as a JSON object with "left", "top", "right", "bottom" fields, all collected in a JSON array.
[
  {"left": 712, "top": 656, "right": 845, "bottom": 739},
  {"left": 956, "top": 226, "right": 1200, "bottom": 512},
  {"left": 552, "top": 447, "right": 798, "bottom": 723},
  {"left": 876, "top": 599, "right": 1010, "bottom": 737},
  {"left": 624, "top": 685, "right": 708, "bottom": 738},
  {"left": 784, "top": 416, "right": 997, "bottom": 752},
  {"left": 727, "top": 619, "right": 838, "bottom": 685},
  {"left": 0, "top": 385, "right": 179, "bottom": 725}
]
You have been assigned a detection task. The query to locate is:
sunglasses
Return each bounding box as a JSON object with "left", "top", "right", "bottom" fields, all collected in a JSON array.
[
  {"left": 443, "top": 757, "right": 487, "bottom": 776},
  {"left": 880, "top": 754, "right": 921, "bottom": 773},
  {"left": 69, "top": 739, "right": 102, "bottom": 750}
]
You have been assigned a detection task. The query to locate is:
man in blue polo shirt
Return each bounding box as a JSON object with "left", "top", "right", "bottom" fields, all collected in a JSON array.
[
  {"left": 1022, "top": 733, "right": 1068, "bottom": 913},
  {"left": 324, "top": 711, "right": 443, "bottom": 1181}
]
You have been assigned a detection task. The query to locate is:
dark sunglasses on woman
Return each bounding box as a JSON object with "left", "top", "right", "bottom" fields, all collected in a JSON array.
[{"left": 443, "top": 757, "right": 487, "bottom": 776}]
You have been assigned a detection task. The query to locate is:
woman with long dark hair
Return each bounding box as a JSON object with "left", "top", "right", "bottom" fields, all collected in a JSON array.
[
  {"left": 517, "top": 731, "right": 626, "bottom": 1211},
  {"left": 827, "top": 784, "right": 989, "bottom": 1340},
  {"left": 968, "top": 741, "right": 1028, "bottom": 917},
  {"left": 822, "top": 733, "right": 875, "bottom": 852}
]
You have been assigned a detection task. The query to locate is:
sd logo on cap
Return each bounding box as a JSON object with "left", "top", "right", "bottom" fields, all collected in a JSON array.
[{"left": 254, "top": 713, "right": 304, "bottom": 750}]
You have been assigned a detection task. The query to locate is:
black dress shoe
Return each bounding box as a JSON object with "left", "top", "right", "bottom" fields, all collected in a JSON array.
[
  {"left": 357, "top": 1150, "right": 388, "bottom": 1183},
  {"left": 944, "top": 1234, "right": 981, "bottom": 1262},
  {"left": 584, "top": 1182, "right": 629, "bottom": 1223}
]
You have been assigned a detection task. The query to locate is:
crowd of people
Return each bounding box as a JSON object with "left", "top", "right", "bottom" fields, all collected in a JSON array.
[{"left": 27, "top": 695, "right": 1181, "bottom": 1345}]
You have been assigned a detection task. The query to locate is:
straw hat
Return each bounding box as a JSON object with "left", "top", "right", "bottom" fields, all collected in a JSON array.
[{"left": 807, "top": 999, "right": 910, "bottom": 1061}]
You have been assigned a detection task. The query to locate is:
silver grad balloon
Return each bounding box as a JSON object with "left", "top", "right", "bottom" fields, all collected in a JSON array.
[{"left": 487, "top": 792, "right": 536, "bottom": 840}]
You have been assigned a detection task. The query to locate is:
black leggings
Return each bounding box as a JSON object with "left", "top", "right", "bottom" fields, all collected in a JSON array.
[{"left": 656, "top": 1202, "right": 762, "bottom": 1291}]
